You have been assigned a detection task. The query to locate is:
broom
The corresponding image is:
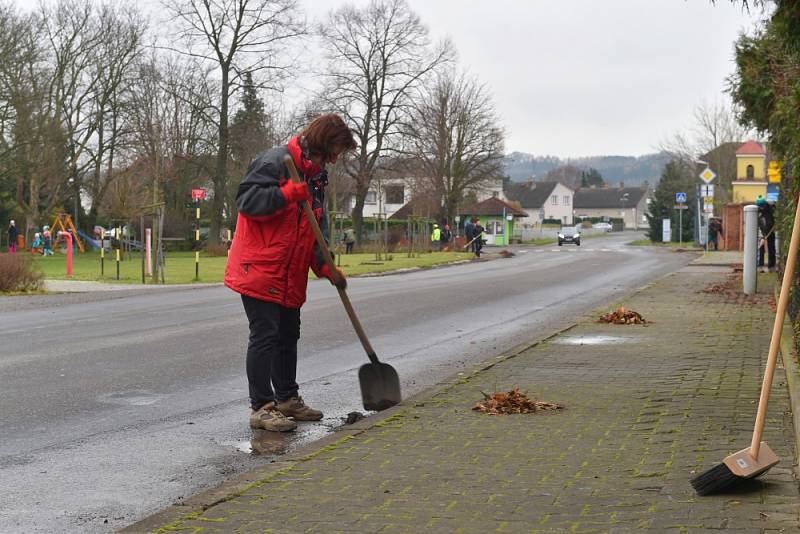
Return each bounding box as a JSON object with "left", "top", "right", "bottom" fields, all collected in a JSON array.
[{"left": 690, "top": 196, "right": 800, "bottom": 495}]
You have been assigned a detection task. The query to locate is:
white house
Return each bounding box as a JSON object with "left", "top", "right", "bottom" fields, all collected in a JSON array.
[
  {"left": 505, "top": 181, "right": 575, "bottom": 225},
  {"left": 349, "top": 178, "right": 412, "bottom": 218}
]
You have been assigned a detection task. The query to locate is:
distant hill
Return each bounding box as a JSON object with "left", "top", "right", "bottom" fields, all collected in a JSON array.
[{"left": 504, "top": 151, "right": 672, "bottom": 186}]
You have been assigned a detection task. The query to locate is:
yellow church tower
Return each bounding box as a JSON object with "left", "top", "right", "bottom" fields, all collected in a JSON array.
[{"left": 731, "top": 140, "right": 767, "bottom": 203}]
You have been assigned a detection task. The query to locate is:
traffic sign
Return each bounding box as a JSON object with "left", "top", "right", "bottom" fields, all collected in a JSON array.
[
  {"left": 673, "top": 205, "right": 689, "bottom": 210},
  {"left": 676, "top": 192, "right": 687, "bottom": 203},
  {"left": 701, "top": 184, "right": 714, "bottom": 198},
  {"left": 699, "top": 167, "right": 716, "bottom": 184},
  {"left": 191, "top": 188, "right": 207, "bottom": 200},
  {"left": 767, "top": 183, "right": 780, "bottom": 202}
]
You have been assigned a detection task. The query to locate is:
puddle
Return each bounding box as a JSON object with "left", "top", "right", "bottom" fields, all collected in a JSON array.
[
  {"left": 552, "top": 335, "right": 635, "bottom": 346},
  {"left": 96, "top": 390, "right": 164, "bottom": 406},
  {"left": 222, "top": 421, "right": 337, "bottom": 457}
]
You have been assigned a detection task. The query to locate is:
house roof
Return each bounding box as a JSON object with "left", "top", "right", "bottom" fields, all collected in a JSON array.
[
  {"left": 573, "top": 187, "right": 648, "bottom": 209},
  {"left": 504, "top": 181, "right": 561, "bottom": 209},
  {"left": 388, "top": 195, "right": 441, "bottom": 220},
  {"left": 459, "top": 197, "right": 528, "bottom": 217},
  {"left": 736, "top": 140, "right": 766, "bottom": 156}
]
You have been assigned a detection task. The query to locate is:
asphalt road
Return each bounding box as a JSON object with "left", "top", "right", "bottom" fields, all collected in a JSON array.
[{"left": 0, "top": 233, "right": 695, "bottom": 533}]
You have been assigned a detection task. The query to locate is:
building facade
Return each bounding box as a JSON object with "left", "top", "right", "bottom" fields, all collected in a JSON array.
[{"left": 573, "top": 186, "right": 650, "bottom": 229}]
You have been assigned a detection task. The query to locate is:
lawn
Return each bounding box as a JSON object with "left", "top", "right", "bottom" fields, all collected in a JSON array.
[{"left": 31, "top": 249, "right": 474, "bottom": 284}]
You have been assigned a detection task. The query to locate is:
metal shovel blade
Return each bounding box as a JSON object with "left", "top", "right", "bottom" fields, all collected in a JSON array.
[{"left": 359, "top": 361, "right": 401, "bottom": 411}]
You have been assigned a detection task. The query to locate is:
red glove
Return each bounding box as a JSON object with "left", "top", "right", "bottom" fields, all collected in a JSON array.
[
  {"left": 319, "top": 264, "right": 347, "bottom": 290},
  {"left": 280, "top": 181, "right": 311, "bottom": 204}
]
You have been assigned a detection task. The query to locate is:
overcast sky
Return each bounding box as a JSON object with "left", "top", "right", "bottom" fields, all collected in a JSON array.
[
  {"left": 15, "top": 0, "right": 765, "bottom": 158},
  {"left": 302, "top": 0, "right": 763, "bottom": 158}
]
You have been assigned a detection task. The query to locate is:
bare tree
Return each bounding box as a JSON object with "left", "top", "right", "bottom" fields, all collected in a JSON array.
[
  {"left": 659, "top": 99, "right": 757, "bottom": 202},
  {"left": 163, "top": 0, "right": 306, "bottom": 243},
  {"left": 83, "top": 4, "right": 147, "bottom": 230},
  {"left": 123, "top": 50, "right": 217, "bottom": 214},
  {"left": 319, "top": 0, "right": 453, "bottom": 241},
  {"left": 406, "top": 69, "right": 504, "bottom": 225}
]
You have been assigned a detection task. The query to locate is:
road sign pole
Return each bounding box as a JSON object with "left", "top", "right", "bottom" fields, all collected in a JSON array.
[{"left": 679, "top": 207, "right": 682, "bottom": 245}]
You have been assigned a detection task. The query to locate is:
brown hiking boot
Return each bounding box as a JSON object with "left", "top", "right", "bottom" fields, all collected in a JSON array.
[
  {"left": 275, "top": 396, "right": 323, "bottom": 421},
  {"left": 249, "top": 402, "right": 297, "bottom": 432}
]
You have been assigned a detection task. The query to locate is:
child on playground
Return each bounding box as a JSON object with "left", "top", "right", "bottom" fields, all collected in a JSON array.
[
  {"left": 42, "top": 226, "right": 53, "bottom": 256},
  {"left": 31, "top": 232, "right": 42, "bottom": 254}
]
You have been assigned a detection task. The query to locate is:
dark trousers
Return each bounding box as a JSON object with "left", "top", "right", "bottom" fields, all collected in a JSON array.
[
  {"left": 346, "top": 242, "right": 354, "bottom": 254},
  {"left": 474, "top": 239, "right": 483, "bottom": 257},
  {"left": 241, "top": 295, "right": 300, "bottom": 411},
  {"left": 758, "top": 233, "right": 776, "bottom": 269}
]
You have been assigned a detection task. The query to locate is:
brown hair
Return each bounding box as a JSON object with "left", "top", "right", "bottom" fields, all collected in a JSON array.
[{"left": 301, "top": 114, "right": 357, "bottom": 162}]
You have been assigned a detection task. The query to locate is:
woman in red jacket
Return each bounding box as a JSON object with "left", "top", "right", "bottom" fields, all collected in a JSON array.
[{"left": 225, "top": 114, "right": 356, "bottom": 432}]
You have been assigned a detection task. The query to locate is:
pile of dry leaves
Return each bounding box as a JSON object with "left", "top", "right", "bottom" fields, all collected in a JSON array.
[
  {"left": 598, "top": 306, "right": 646, "bottom": 324},
  {"left": 700, "top": 273, "right": 741, "bottom": 294},
  {"left": 473, "top": 388, "right": 563, "bottom": 415},
  {"left": 498, "top": 250, "right": 515, "bottom": 258}
]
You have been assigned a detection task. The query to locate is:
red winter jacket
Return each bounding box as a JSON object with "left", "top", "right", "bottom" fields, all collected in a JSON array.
[{"left": 224, "top": 137, "right": 330, "bottom": 309}]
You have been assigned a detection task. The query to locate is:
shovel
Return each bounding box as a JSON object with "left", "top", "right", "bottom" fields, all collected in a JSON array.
[{"left": 284, "top": 155, "right": 401, "bottom": 411}]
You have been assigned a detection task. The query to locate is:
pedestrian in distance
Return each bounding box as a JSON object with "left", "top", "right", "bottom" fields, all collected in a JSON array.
[
  {"left": 756, "top": 196, "right": 776, "bottom": 272},
  {"left": 224, "top": 114, "right": 357, "bottom": 433},
  {"left": 708, "top": 217, "right": 723, "bottom": 251},
  {"left": 7, "top": 219, "right": 17, "bottom": 253},
  {"left": 430, "top": 223, "right": 441, "bottom": 252},
  {"left": 441, "top": 223, "right": 452, "bottom": 251},
  {"left": 473, "top": 218, "right": 485, "bottom": 258},
  {"left": 343, "top": 227, "right": 356, "bottom": 254},
  {"left": 464, "top": 217, "right": 475, "bottom": 252}
]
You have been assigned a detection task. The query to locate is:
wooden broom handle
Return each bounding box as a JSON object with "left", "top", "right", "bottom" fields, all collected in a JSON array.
[
  {"left": 751, "top": 197, "right": 800, "bottom": 457},
  {"left": 283, "top": 155, "right": 379, "bottom": 363}
]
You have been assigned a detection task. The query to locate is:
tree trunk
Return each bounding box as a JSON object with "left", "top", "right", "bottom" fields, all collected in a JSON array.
[{"left": 210, "top": 70, "right": 230, "bottom": 245}]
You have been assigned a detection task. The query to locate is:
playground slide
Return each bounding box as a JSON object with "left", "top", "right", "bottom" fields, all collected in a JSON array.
[{"left": 76, "top": 229, "right": 101, "bottom": 250}]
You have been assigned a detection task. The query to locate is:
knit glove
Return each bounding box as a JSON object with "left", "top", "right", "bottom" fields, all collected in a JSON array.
[
  {"left": 319, "top": 264, "right": 347, "bottom": 290},
  {"left": 280, "top": 181, "right": 311, "bottom": 205}
]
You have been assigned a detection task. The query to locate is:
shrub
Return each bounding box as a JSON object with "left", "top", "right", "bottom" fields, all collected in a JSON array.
[{"left": 0, "top": 254, "right": 43, "bottom": 292}]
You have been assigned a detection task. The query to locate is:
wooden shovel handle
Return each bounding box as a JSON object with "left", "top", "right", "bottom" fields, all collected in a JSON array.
[
  {"left": 751, "top": 196, "right": 800, "bottom": 457},
  {"left": 283, "top": 155, "right": 379, "bottom": 364}
]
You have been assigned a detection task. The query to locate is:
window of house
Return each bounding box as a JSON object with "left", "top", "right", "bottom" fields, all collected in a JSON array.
[
  {"left": 563, "top": 195, "right": 570, "bottom": 205},
  {"left": 385, "top": 185, "right": 404, "bottom": 204},
  {"left": 551, "top": 195, "right": 558, "bottom": 205},
  {"left": 492, "top": 191, "right": 499, "bottom": 197},
  {"left": 746, "top": 164, "right": 755, "bottom": 179},
  {"left": 365, "top": 191, "right": 377, "bottom": 204}
]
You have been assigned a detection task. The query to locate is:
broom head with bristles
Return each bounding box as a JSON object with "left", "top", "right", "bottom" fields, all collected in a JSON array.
[{"left": 691, "top": 442, "right": 779, "bottom": 495}]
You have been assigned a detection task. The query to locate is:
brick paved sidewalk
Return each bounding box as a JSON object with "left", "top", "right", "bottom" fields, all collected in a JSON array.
[{"left": 128, "top": 269, "right": 799, "bottom": 533}]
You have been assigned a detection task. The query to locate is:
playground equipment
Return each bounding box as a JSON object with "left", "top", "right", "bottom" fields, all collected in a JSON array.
[{"left": 50, "top": 213, "right": 84, "bottom": 252}]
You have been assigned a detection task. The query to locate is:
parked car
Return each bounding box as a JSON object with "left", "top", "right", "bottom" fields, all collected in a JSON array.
[
  {"left": 592, "top": 222, "right": 613, "bottom": 232},
  {"left": 558, "top": 226, "right": 580, "bottom": 246}
]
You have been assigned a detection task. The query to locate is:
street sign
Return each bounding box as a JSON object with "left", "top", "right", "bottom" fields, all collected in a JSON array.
[
  {"left": 191, "top": 188, "right": 207, "bottom": 200},
  {"left": 676, "top": 192, "right": 687, "bottom": 203},
  {"left": 699, "top": 167, "right": 716, "bottom": 184},
  {"left": 704, "top": 201, "right": 714, "bottom": 214},
  {"left": 701, "top": 184, "right": 714, "bottom": 198},
  {"left": 673, "top": 205, "right": 689, "bottom": 210},
  {"left": 767, "top": 183, "right": 779, "bottom": 202}
]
